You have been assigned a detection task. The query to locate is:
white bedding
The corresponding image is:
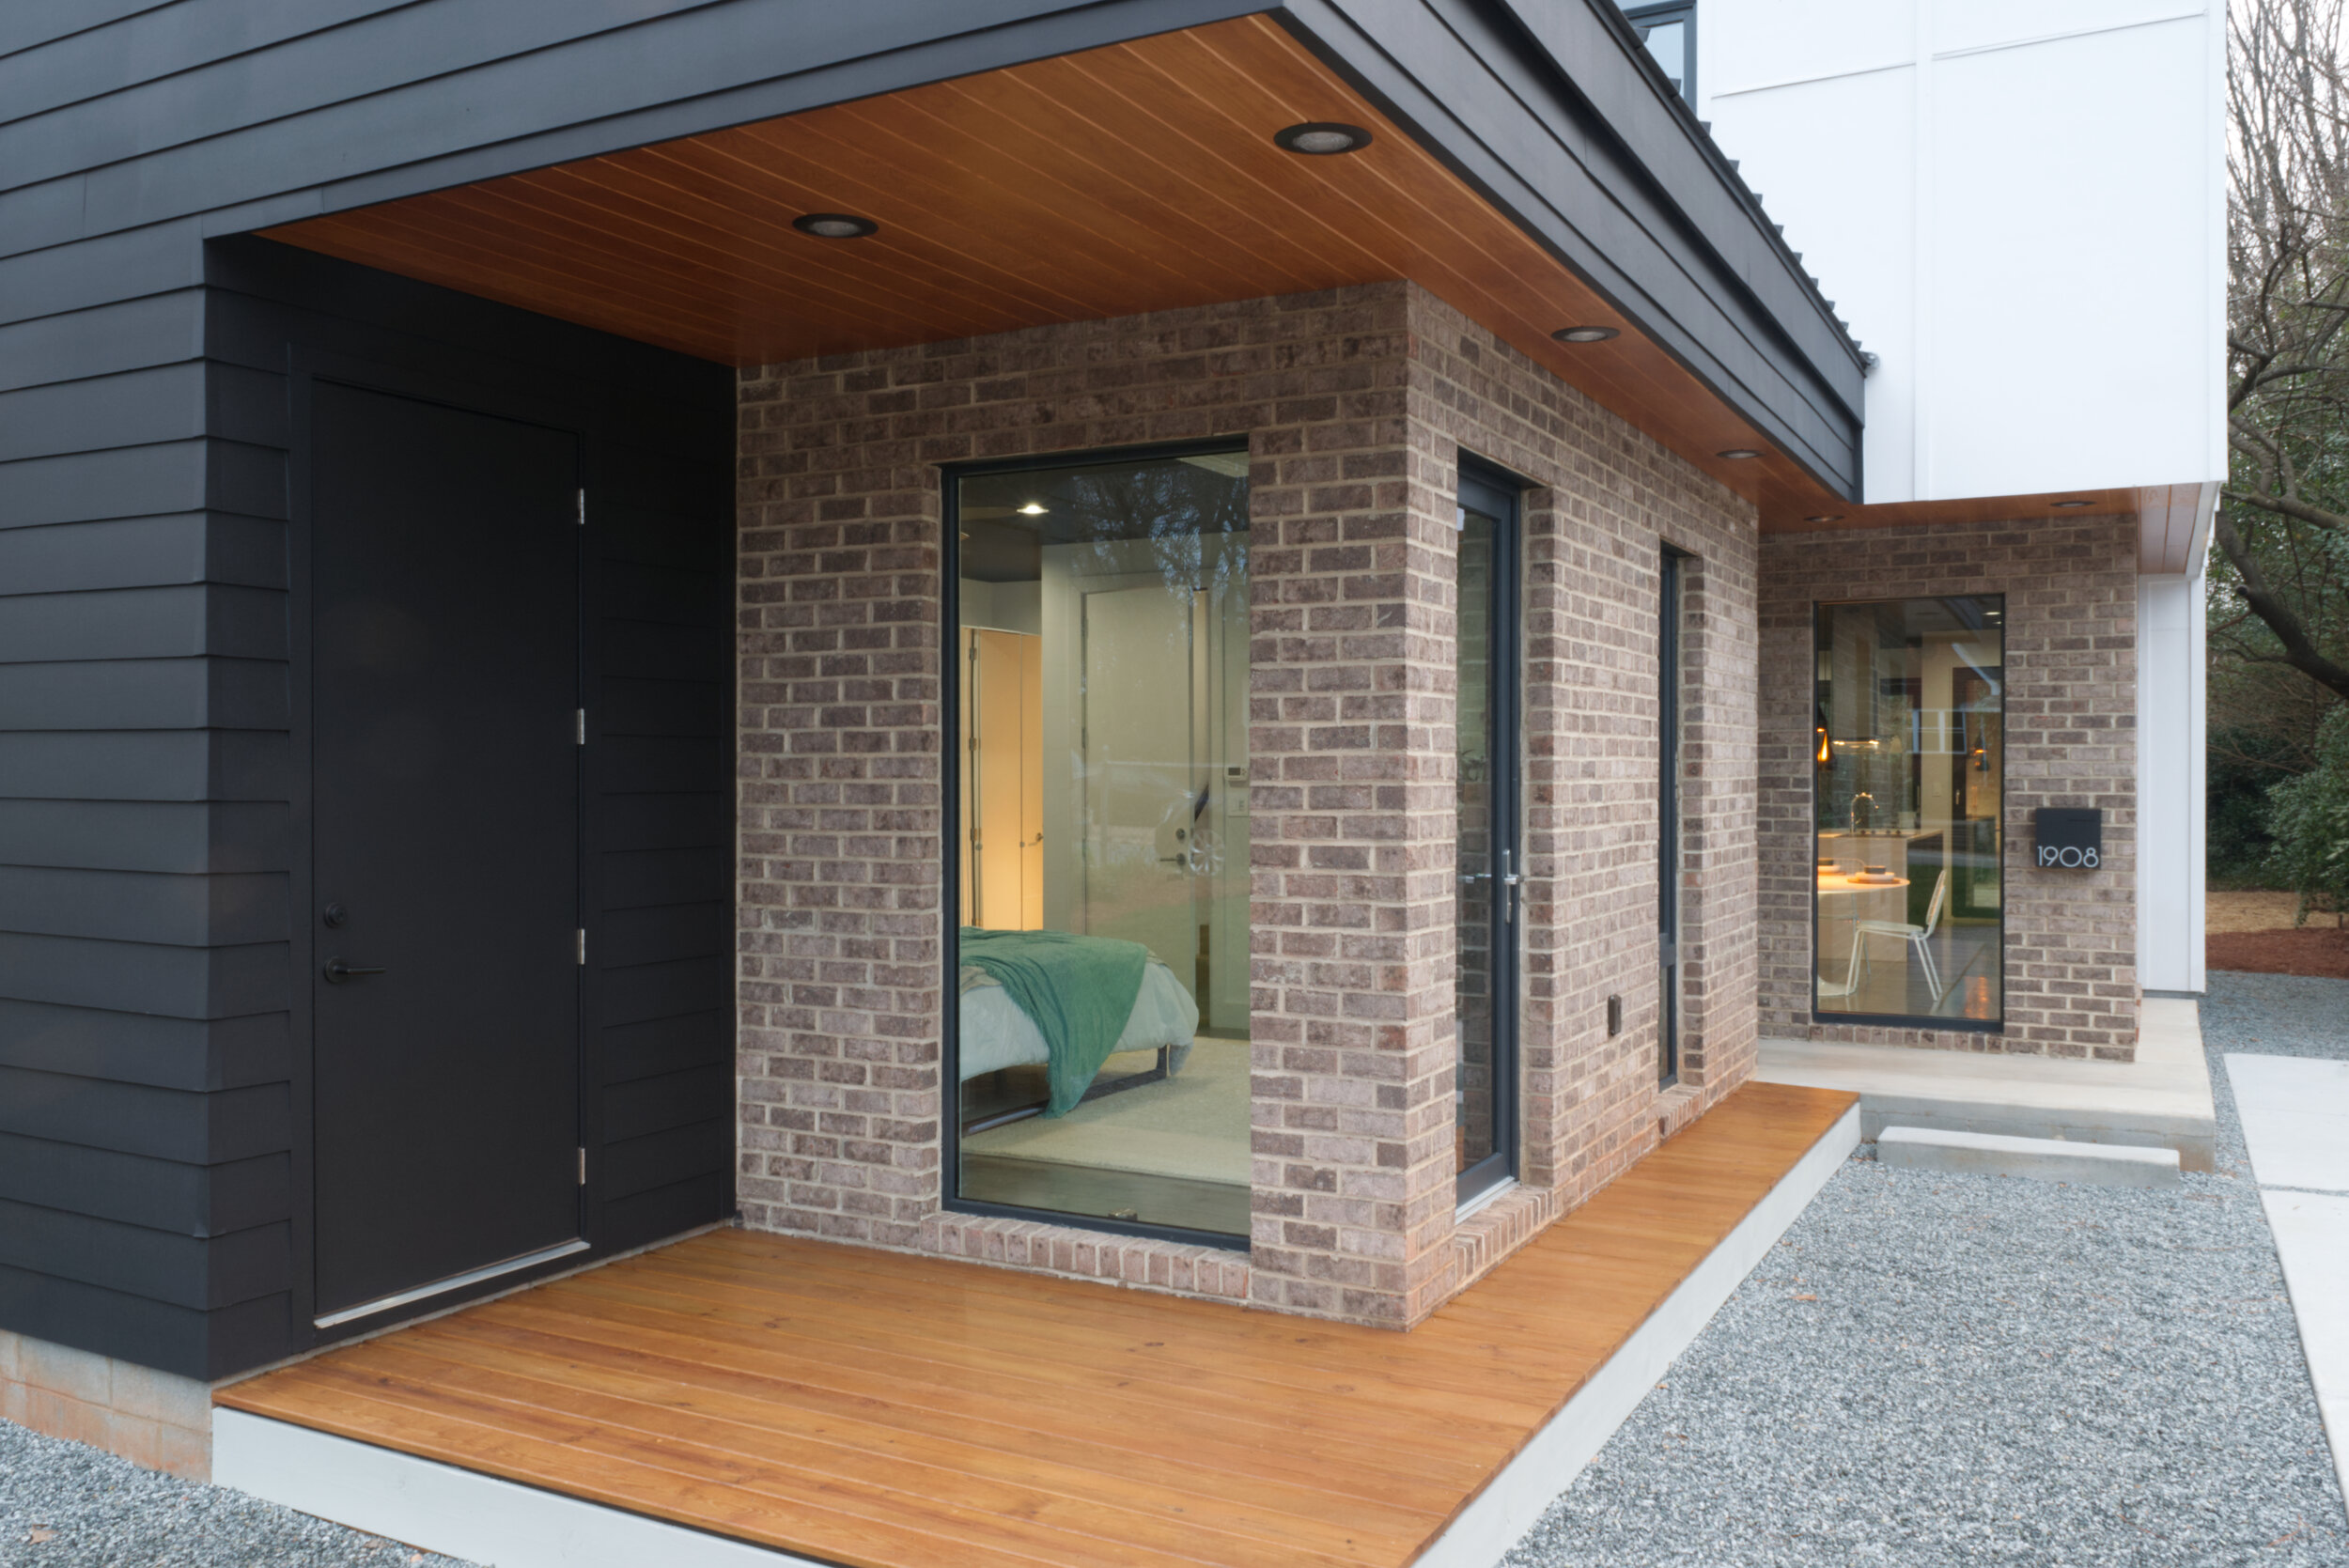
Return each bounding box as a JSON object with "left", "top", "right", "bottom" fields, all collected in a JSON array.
[{"left": 957, "top": 957, "right": 1199, "bottom": 1081}]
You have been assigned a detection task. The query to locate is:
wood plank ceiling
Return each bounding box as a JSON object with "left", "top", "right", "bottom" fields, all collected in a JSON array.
[{"left": 260, "top": 15, "right": 2122, "bottom": 534}]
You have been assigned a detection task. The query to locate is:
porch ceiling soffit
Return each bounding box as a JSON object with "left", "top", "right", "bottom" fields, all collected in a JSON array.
[{"left": 250, "top": 5, "right": 1873, "bottom": 516}]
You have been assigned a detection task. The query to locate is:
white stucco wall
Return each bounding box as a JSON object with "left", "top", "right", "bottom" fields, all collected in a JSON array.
[{"left": 1697, "top": 0, "right": 2227, "bottom": 506}]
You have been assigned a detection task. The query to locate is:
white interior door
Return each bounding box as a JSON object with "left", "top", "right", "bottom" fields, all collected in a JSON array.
[{"left": 1081, "top": 582, "right": 1200, "bottom": 985}]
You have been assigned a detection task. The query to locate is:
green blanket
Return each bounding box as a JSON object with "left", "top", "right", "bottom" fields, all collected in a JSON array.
[{"left": 959, "top": 926, "right": 1150, "bottom": 1115}]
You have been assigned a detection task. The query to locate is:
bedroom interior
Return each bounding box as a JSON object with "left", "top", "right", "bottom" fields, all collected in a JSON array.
[{"left": 950, "top": 445, "right": 1255, "bottom": 1241}]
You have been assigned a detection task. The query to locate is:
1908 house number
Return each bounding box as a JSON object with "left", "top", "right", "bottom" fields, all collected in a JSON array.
[{"left": 2032, "top": 808, "right": 2103, "bottom": 870}]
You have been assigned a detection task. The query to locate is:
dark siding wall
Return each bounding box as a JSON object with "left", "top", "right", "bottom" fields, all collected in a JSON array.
[
  {"left": 0, "top": 238, "right": 294, "bottom": 1374},
  {"left": 588, "top": 446, "right": 737, "bottom": 1250},
  {"left": 0, "top": 233, "right": 733, "bottom": 1381}
]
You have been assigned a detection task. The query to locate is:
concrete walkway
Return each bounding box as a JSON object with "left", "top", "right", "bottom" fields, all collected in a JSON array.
[
  {"left": 2228, "top": 1050, "right": 2349, "bottom": 1504},
  {"left": 1756, "top": 997, "right": 2216, "bottom": 1169}
]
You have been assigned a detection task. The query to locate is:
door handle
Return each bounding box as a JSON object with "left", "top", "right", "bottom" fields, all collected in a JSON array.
[{"left": 322, "top": 957, "right": 388, "bottom": 984}]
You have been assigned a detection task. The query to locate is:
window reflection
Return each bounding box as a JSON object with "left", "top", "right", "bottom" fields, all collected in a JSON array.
[
  {"left": 1627, "top": 3, "right": 1695, "bottom": 102},
  {"left": 952, "top": 449, "right": 1251, "bottom": 1239},
  {"left": 1812, "top": 598, "right": 2004, "bottom": 1025}
]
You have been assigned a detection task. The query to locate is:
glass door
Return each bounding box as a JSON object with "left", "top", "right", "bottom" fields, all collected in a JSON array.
[{"left": 1455, "top": 462, "right": 1520, "bottom": 1206}]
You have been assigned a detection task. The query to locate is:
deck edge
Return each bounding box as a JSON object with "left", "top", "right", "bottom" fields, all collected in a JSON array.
[
  {"left": 211, "top": 1407, "right": 845, "bottom": 1568},
  {"left": 1407, "top": 1100, "right": 1862, "bottom": 1568}
]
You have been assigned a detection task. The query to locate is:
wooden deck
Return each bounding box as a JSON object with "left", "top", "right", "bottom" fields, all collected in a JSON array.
[{"left": 218, "top": 1082, "right": 1855, "bottom": 1568}]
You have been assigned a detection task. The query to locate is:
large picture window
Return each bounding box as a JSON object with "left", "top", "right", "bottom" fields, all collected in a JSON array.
[
  {"left": 1812, "top": 598, "right": 2004, "bottom": 1027},
  {"left": 945, "top": 445, "right": 1251, "bottom": 1244}
]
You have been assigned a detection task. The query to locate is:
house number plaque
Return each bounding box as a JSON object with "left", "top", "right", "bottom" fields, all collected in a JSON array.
[{"left": 2033, "top": 807, "right": 2103, "bottom": 869}]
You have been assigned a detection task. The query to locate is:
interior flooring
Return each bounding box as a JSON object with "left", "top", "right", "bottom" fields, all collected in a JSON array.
[
  {"left": 1822, "top": 921, "right": 2001, "bottom": 1022},
  {"left": 215, "top": 1080, "right": 1858, "bottom": 1568}
]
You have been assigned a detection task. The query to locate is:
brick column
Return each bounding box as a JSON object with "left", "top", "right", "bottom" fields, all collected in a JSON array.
[
  {"left": 736, "top": 364, "right": 945, "bottom": 1246},
  {"left": 1246, "top": 303, "right": 1459, "bottom": 1328}
]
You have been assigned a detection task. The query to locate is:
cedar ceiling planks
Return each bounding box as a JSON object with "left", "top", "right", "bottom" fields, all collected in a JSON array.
[{"left": 259, "top": 14, "right": 2126, "bottom": 536}]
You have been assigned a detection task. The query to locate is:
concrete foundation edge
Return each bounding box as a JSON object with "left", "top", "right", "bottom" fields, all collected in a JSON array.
[
  {"left": 212, "top": 1408, "right": 834, "bottom": 1568},
  {"left": 1412, "top": 1102, "right": 1863, "bottom": 1568}
]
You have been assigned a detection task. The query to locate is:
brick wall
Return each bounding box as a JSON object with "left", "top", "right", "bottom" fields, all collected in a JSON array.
[
  {"left": 1407, "top": 290, "right": 1760, "bottom": 1285},
  {"left": 737, "top": 281, "right": 1765, "bottom": 1327},
  {"left": 737, "top": 286, "right": 1424, "bottom": 1316},
  {"left": 1757, "top": 520, "right": 2139, "bottom": 1059}
]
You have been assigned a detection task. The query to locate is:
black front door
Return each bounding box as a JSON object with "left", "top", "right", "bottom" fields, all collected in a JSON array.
[{"left": 310, "top": 382, "right": 583, "bottom": 1322}]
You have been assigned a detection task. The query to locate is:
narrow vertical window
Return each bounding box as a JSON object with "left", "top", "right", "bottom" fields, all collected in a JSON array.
[
  {"left": 1658, "top": 549, "right": 1689, "bottom": 1084},
  {"left": 946, "top": 447, "right": 1251, "bottom": 1244},
  {"left": 1812, "top": 598, "right": 2005, "bottom": 1026},
  {"left": 1455, "top": 460, "right": 1522, "bottom": 1206}
]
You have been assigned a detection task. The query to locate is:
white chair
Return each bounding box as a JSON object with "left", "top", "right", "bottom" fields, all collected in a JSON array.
[{"left": 1843, "top": 868, "right": 1949, "bottom": 1005}]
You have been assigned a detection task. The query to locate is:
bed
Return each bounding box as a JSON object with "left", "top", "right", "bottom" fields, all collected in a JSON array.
[{"left": 957, "top": 927, "right": 1199, "bottom": 1131}]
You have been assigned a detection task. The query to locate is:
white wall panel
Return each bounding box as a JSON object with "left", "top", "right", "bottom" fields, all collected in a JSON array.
[
  {"left": 1934, "top": 0, "right": 2207, "bottom": 57},
  {"left": 1703, "top": 68, "right": 1918, "bottom": 498},
  {"left": 1703, "top": 0, "right": 1909, "bottom": 93},
  {"left": 1926, "top": 20, "right": 2211, "bottom": 496},
  {"left": 1700, "top": 0, "right": 2223, "bottom": 506},
  {"left": 2137, "top": 571, "right": 2206, "bottom": 992}
]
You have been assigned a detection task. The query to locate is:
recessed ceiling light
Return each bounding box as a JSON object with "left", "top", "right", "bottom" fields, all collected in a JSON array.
[
  {"left": 1804, "top": 514, "right": 1843, "bottom": 523},
  {"left": 792, "top": 212, "right": 878, "bottom": 239},
  {"left": 1717, "top": 448, "right": 1762, "bottom": 460},
  {"left": 1017, "top": 503, "right": 1048, "bottom": 516},
  {"left": 1553, "top": 326, "right": 1620, "bottom": 344},
  {"left": 1273, "top": 122, "right": 1373, "bottom": 156},
  {"left": 2050, "top": 499, "right": 2092, "bottom": 508}
]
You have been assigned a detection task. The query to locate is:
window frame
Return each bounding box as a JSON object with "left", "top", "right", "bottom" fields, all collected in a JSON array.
[
  {"left": 1625, "top": 1, "right": 1697, "bottom": 106},
  {"left": 1806, "top": 595, "right": 2008, "bottom": 1033},
  {"left": 939, "top": 437, "right": 1255, "bottom": 1251}
]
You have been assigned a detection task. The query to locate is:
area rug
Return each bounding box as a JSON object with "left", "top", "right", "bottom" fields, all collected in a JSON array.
[{"left": 962, "top": 1036, "right": 1250, "bottom": 1186}]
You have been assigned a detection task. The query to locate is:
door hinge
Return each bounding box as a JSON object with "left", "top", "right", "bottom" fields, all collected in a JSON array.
[
  {"left": 577, "top": 1146, "right": 588, "bottom": 1186},
  {"left": 577, "top": 928, "right": 587, "bottom": 966},
  {"left": 576, "top": 489, "right": 586, "bottom": 527},
  {"left": 577, "top": 707, "right": 587, "bottom": 745}
]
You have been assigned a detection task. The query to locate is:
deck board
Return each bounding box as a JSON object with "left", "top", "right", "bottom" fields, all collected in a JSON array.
[{"left": 218, "top": 1081, "right": 1855, "bottom": 1568}]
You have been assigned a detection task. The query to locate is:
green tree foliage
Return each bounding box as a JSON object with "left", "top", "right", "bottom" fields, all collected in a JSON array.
[{"left": 2265, "top": 706, "right": 2349, "bottom": 921}]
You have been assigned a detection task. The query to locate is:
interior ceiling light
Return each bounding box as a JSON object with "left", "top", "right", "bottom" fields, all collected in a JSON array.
[
  {"left": 1804, "top": 513, "right": 1843, "bottom": 523},
  {"left": 792, "top": 212, "right": 878, "bottom": 239},
  {"left": 1552, "top": 325, "right": 1620, "bottom": 344},
  {"left": 2050, "top": 498, "right": 2092, "bottom": 508},
  {"left": 1273, "top": 122, "right": 1373, "bottom": 156},
  {"left": 1017, "top": 503, "right": 1048, "bottom": 516},
  {"left": 1717, "top": 448, "right": 1762, "bottom": 460}
]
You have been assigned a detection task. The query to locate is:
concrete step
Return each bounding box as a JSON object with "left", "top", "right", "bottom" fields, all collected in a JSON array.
[
  {"left": 1757, "top": 998, "right": 2217, "bottom": 1172},
  {"left": 1878, "top": 1125, "right": 2182, "bottom": 1188}
]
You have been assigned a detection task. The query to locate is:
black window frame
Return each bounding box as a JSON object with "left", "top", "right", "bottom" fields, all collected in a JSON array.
[
  {"left": 1806, "top": 595, "right": 2008, "bottom": 1034},
  {"left": 939, "top": 437, "right": 1254, "bottom": 1252},
  {"left": 1455, "top": 455, "right": 1526, "bottom": 1209},
  {"left": 1626, "top": 1, "right": 1697, "bottom": 105},
  {"left": 1658, "top": 545, "right": 1691, "bottom": 1087}
]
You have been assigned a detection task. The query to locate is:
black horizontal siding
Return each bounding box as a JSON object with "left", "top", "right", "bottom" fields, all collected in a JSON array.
[
  {"left": 588, "top": 406, "right": 735, "bottom": 1244},
  {"left": 0, "top": 221, "right": 728, "bottom": 1378}
]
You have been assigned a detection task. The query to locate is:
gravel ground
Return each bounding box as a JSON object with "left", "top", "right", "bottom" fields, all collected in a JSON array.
[
  {"left": 0, "top": 1421, "right": 475, "bottom": 1566},
  {"left": 1506, "top": 970, "right": 2349, "bottom": 1568}
]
